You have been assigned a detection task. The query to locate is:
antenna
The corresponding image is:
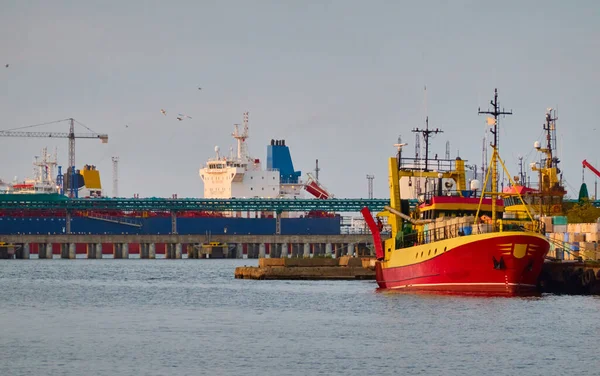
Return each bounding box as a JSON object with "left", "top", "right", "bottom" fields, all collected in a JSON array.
[
  {"left": 412, "top": 116, "right": 443, "bottom": 172},
  {"left": 366, "top": 174, "right": 374, "bottom": 199},
  {"left": 518, "top": 156, "right": 525, "bottom": 185},
  {"left": 445, "top": 140, "right": 450, "bottom": 160},
  {"left": 112, "top": 156, "right": 119, "bottom": 198},
  {"left": 315, "top": 159, "right": 320, "bottom": 181}
]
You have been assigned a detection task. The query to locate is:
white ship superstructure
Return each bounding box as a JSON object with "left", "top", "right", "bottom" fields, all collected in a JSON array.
[
  {"left": 10, "top": 147, "right": 59, "bottom": 194},
  {"left": 199, "top": 112, "right": 290, "bottom": 199}
]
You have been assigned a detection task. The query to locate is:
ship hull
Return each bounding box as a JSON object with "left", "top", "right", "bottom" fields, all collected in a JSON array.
[{"left": 377, "top": 232, "right": 550, "bottom": 296}]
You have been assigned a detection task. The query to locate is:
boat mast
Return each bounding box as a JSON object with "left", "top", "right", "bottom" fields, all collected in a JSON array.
[
  {"left": 412, "top": 116, "right": 443, "bottom": 172},
  {"left": 478, "top": 88, "right": 512, "bottom": 224}
]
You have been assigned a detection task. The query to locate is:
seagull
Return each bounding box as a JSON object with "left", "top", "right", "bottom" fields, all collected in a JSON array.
[
  {"left": 125, "top": 124, "right": 129, "bottom": 128},
  {"left": 160, "top": 109, "right": 167, "bottom": 116},
  {"left": 176, "top": 117, "right": 183, "bottom": 121},
  {"left": 198, "top": 87, "right": 202, "bottom": 90},
  {"left": 5, "top": 64, "right": 8, "bottom": 68}
]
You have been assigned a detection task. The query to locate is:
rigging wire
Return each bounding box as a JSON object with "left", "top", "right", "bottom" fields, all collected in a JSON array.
[
  {"left": 2, "top": 118, "right": 71, "bottom": 132},
  {"left": 73, "top": 119, "right": 99, "bottom": 134}
]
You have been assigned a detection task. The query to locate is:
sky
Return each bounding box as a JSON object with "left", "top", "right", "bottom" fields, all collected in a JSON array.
[{"left": 1, "top": 0, "right": 599, "bottom": 199}]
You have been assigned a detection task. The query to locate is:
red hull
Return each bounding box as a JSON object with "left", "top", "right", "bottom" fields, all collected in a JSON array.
[{"left": 376, "top": 234, "right": 549, "bottom": 296}]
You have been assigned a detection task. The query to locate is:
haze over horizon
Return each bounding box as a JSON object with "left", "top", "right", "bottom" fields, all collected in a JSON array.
[{"left": 1, "top": 1, "right": 598, "bottom": 199}]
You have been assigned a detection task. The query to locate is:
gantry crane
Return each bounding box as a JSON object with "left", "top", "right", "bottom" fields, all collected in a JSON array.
[{"left": 0, "top": 118, "right": 108, "bottom": 197}]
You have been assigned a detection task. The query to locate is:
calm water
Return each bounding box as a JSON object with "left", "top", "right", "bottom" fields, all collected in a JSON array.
[{"left": 1, "top": 259, "right": 599, "bottom": 376}]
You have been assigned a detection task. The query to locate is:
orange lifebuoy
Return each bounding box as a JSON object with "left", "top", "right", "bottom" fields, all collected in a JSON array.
[{"left": 551, "top": 204, "right": 561, "bottom": 214}]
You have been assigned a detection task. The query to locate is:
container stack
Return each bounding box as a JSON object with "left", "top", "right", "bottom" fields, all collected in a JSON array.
[{"left": 544, "top": 216, "right": 600, "bottom": 261}]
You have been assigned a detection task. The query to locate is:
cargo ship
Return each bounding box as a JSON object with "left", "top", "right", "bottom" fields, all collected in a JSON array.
[
  {"left": 0, "top": 112, "right": 341, "bottom": 241},
  {"left": 362, "top": 89, "right": 550, "bottom": 295}
]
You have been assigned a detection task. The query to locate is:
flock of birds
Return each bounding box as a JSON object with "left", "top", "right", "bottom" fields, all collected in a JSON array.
[{"left": 5, "top": 62, "right": 204, "bottom": 129}]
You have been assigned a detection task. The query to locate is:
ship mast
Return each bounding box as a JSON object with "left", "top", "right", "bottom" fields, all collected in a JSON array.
[
  {"left": 478, "top": 88, "right": 512, "bottom": 224},
  {"left": 232, "top": 111, "right": 250, "bottom": 161},
  {"left": 412, "top": 116, "right": 443, "bottom": 172}
]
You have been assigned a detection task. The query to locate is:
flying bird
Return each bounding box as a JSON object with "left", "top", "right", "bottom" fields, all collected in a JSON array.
[
  {"left": 160, "top": 109, "right": 167, "bottom": 116},
  {"left": 176, "top": 117, "right": 183, "bottom": 121},
  {"left": 5, "top": 64, "right": 8, "bottom": 68}
]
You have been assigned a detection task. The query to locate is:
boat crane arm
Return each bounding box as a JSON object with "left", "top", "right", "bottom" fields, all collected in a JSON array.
[{"left": 384, "top": 205, "right": 432, "bottom": 225}]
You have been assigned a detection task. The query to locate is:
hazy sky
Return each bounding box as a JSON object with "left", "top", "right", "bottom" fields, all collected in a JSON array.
[{"left": 1, "top": 1, "right": 598, "bottom": 199}]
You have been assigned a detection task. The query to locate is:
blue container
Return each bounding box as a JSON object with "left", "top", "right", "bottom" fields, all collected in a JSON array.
[
  {"left": 552, "top": 216, "right": 568, "bottom": 225},
  {"left": 463, "top": 225, "right": 472, "bottom": 235}
]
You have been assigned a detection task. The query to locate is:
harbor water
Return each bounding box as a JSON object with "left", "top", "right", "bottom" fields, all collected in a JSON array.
[{"left": 1, "top": 259, "right": 599, "bottom": 376}]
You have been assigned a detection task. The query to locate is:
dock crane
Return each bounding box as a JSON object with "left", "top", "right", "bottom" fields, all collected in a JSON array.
[
  {"left": 0, "top": 118, "right": 108, "bottom": 197},
  {"left": 582, "top": 159, "right": 600, "bottom": 200}
]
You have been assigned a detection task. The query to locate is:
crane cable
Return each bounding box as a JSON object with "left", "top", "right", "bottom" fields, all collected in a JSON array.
[{"left": 2, "top": 118, "right": 71, "bottom": 132}]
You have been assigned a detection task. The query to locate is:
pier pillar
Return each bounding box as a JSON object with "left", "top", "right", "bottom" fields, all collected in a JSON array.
[
  {"left": 175, "top": 243, "right": 182, "bottom": 259},
  {"left": 87, "top": 243, "right": 96, "bottom": 259},
  {"left": 347, "top": 243, "right": 355, "bottom": 256},
  {"left": 46, "top": 243, "right": 53, "bottom": 259},
  {"left": 149, "top": 243, "right": 156, "bottom": 259},
  {"left": 113, "top": 243, "right": 122, "bottom": 259},
  {"left": 303, "top": 243, "right": 310, "bottom": 258},
  {"left": 325, "top": 243, "right": 332, "bottom": 257},
  {"left": 140, "top": 243, "right": 147, "bottom": 259},
  {"left": 236, "top": 243, "right": 243, "bottom": 259},
  {"left": 15, "top": 243, "right": 30, "bottom": 259},
  {"left": 281, "top": 243, "right": 289, "bottom": 258},
  {"left": 95, "top": 243, "right": 103, "bottom": 259},
  {"left": 37, "top": 243, "right": 45, "bottom": 259},
  {"left": 122, "top": 243, "right": 129, "bottom": 259},
  {"left": 60, "top": 244, "right": 69, "bottom": 259},
  {"left": 259, "top": 243, "right": 266, "bottom": 258},
  {"left": 165, "top": 244, "right": 173, "bottom": 259}
]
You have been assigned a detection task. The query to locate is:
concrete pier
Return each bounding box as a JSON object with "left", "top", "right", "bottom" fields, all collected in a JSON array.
[
  {"left": 149, "top": 243, "right": 156, "bottom": 259},
  {"left": 165, "top": 244, "right": 174, "bottom": 259},
  {"left": 236, "top": 243, "right": 243, "bottom": 259},
  {"left": 113, "top": 244, "right": 122, "bottom": 259},
  {"left": 281, "top": 243, "right": 289, "bottom": 258},
  {"left": 87, "top": 243, "right": 96, "bottom": 259},
  {"left": 60, "top": 243, "right": 75, "bottom": 259},
  {"left": 15, "top": 243, "right": 30, "bottom": 259},
  {"left": 96, "top": 243, "right": 103, "bottom": 259},
  {"left": 140, "top": 243, "right": 148, "bottom": 259},
  {"left": 46, "top": 243, "right": 53, "bottom": 259},
  {"left": 259, "top": 243, "right": 266, "bottom": 258},
  {"left": 347, "top": 243, "right": 355, "bottom": 256},
  {"left": 122, "top": 243, "right": 129, "bottom": 259},
  {"left": 175, "top": 243, "right": 182, "bottom": 259},
  {"left": 325, "top": 243, "right": 332, "bottom": 257},
  {"left": 304, "top": 243, "right": 310, "bottom": 258}
]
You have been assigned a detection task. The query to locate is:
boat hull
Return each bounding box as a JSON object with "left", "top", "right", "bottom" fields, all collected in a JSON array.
[{"left": 377, "top": 232, "right": 550, "bottom": 296}]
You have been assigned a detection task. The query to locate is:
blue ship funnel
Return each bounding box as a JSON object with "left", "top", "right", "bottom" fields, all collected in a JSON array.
[{"left": 267, "top": 139, "right": 301, "bottom": 184}]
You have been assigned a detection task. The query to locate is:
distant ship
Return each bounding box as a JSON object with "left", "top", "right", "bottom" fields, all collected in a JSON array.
[
  {"left": 199, "top": 111, "right": 334, "bottom": 207},
  {"left": 199, "top": 112, "right": 305, "bottom": 200}
]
